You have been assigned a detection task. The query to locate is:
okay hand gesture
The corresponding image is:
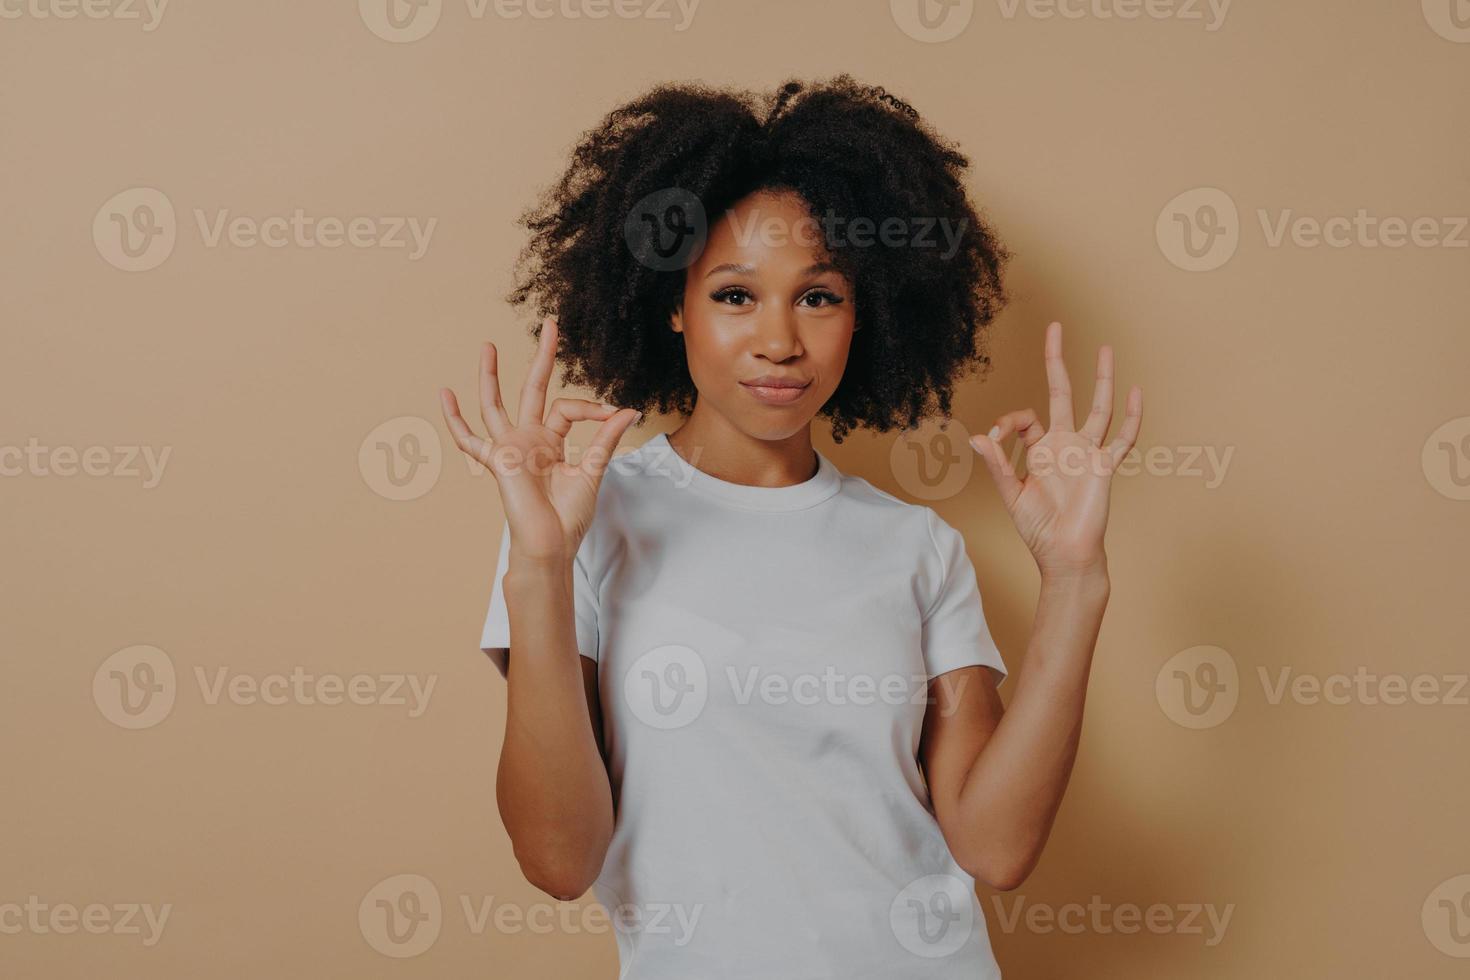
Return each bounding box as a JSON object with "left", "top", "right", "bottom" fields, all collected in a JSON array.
[
  {"left": 968, "top": 322, "right": 1143, "bottom": 576},
  {"left": 439, "top": 316, "right": 641, "bottom": 564}
]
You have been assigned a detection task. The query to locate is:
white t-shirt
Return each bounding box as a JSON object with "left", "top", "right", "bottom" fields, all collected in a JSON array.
[{"left": 480, "top": 430, "right": 1008, "bottom": 979}]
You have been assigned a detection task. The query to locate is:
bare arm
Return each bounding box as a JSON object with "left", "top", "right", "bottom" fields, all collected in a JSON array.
[
  {"left": 439, "top": 315, "right": 639, "bottom": 899},
  {"left": 921, "top": 321, "right": 1142, "bottom": 891},
  {"left": 921, "top": 569, "right": 1108, "bottom": 891},
  {"left": 497, "top": 564, "right": 611, "bottom": 899}
]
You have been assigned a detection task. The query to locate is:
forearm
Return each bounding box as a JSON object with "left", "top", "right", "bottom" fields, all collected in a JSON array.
[
  {"left": 496, "top": 555, "right": 614, "bottom": 897},
  {"left": 953, "top": 564, "right": 1110, "bottom": 885}
]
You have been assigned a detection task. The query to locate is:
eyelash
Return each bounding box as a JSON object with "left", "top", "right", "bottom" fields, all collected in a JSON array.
[{"left": 710, "top": 287, "right": 846, "bottom": 308}]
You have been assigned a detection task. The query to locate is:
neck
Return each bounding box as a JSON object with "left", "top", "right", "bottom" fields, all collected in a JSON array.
[{"left": 666, "top": 404, "right": 819, "bottom": 488}]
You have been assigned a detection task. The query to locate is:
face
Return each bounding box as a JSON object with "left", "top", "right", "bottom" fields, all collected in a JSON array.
[{"left": 671, "top": 189, "right": 856, "bottom": 441}]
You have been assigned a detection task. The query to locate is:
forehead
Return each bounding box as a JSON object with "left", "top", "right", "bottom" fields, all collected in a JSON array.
[{"left": 692, "top": 189, "right": 836, "bottom": 277}]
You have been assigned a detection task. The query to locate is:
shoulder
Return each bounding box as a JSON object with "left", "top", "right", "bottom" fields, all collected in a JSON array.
[
  {"left": 575, "top": 435, "right": 668, "bottom": 548},
  {"left": 830, "top": 467, "right": 952, "bottom": 550},
  {"left": 593, "top": 435, "right": 671, "bottom": 499},
  {"left": 827, "top": 471, "right": 973, "bottom": 613}
]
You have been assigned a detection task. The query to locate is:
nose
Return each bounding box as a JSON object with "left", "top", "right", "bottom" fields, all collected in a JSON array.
[{"left": 751, "top": 305, "right": 802, "bottom": 361}]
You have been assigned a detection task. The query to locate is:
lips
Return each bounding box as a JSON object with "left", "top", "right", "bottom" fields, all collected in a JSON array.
[{"left": 740, "top": 377, "right": 811, "bottom": 405}]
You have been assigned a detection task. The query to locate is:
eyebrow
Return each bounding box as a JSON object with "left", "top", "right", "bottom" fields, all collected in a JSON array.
[{"left": 704, "top": 261, "right": 840, "bottom": 279}]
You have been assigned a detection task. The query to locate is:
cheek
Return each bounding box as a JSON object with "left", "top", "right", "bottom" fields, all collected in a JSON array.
[
  {"left": 810, "top": 325, "right": 856, "bottom": 381},
  {"left": 679, "top": 317, "right": 740, "bottom": 385}
]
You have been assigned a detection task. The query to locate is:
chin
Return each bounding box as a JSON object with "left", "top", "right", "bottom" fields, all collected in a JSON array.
[{"left": 737, "top": 415, "right": 818, "bottom": 442}]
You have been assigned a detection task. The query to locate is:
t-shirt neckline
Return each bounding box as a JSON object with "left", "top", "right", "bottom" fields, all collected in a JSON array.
[{"left": 645, "top": 431, "right": 842, "bottom": 512}]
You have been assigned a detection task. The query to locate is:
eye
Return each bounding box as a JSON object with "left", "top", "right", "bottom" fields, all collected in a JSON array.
[
  {"left": 799, "top": 289, "right": 845, "bottom": 308},
  {"left": 711, "top": 286, "right": 753, "bottom": 306}
]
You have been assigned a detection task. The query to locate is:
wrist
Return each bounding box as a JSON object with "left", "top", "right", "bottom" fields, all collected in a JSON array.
[
  {"left": 1038, "top": 558, "right": 1110, "bottom": 595},
  {"left": 504, "top": 552, "right": 576, "bottom": 592}
]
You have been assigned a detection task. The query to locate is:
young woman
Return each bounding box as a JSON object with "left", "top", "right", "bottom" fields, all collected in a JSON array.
[{"left": 439, "top": 75, "right": 1141, "bottom": 979}]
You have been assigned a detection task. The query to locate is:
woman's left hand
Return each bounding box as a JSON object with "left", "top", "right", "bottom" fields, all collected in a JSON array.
[{"left": 968, "top": 321, "right": 1143, "bottom": 577}]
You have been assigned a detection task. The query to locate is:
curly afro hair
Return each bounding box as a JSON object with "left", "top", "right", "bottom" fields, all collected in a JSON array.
[{"left": 507, "top": 73, "right": 1010, "bottom": 443}]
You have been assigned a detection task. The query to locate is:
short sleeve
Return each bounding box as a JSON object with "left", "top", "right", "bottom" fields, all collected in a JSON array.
[
  {"left": 920, "top": 508, "right": 1007, "bottom": 686},
  {"left": 478, "top": 522, "right": 601, "bottom": 679}
]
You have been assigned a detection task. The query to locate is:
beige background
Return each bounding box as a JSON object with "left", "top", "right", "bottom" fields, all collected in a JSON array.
[{"left": 4, "top": 0, "right": 1468, "bottom": 976}]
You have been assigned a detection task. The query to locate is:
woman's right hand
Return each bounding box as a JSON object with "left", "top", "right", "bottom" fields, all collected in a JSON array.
[{"left": 439, "top": 316, "right": 642, "bottom": 564}]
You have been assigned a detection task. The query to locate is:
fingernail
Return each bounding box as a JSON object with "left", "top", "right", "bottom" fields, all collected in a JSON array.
[
  {"left": 633, "top": 411, "right": 644, "bottom": 423},
  {"left": 602, "top": 402, "right": 618, "bottom": 411},
  {"left": 988, "top": 426, "right": 1001, "bottom": 441}
]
